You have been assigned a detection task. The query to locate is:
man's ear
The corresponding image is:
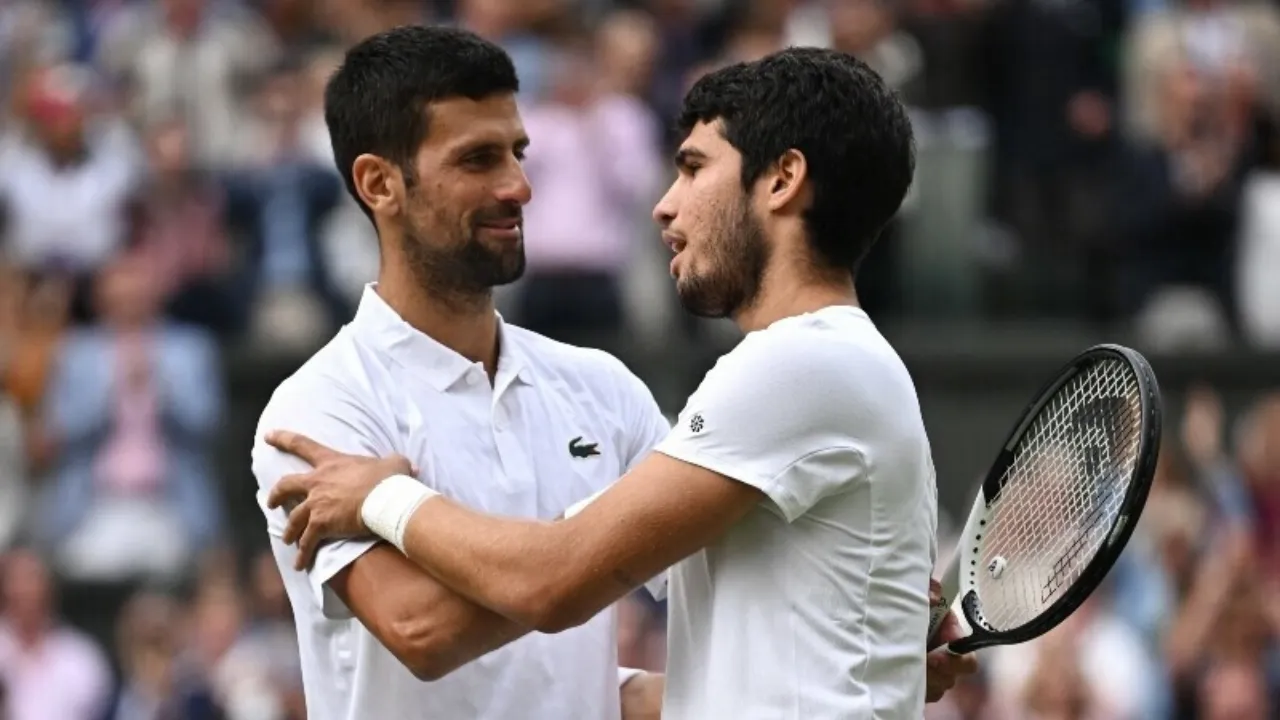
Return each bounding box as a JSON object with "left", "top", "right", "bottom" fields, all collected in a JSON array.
[
  {"left": 352, "top": 154, "right": 405, "bottom": 216},
  {"left": 765, "top": 149, "right": 808, "bottom": 213}
]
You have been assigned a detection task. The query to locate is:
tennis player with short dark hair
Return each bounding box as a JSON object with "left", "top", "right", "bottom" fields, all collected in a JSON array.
[{"left": 253, "top": 26, "right": 672, "bottom": 720}]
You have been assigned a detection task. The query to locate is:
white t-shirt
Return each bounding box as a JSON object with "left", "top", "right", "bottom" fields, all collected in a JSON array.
[
  {"left": 0, "top": 125, "right": 139, "bottom": 272},
  {"left": 655, "top": 306, "right": 938, "bottom": 720},
  {"left": 251, "top": 285, "right": 670, "bottom": 720}
]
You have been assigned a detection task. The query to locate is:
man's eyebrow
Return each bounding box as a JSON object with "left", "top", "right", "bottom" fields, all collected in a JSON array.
[
  {"left": 674, "top": 148, "right": 708, "bottom": 168},
  {"left": 450, "top": 136, "right": 531, "bottom": 158}
]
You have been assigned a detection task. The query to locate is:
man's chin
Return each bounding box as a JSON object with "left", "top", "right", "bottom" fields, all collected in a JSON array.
[
  {"left": 487, "top": 253, "right": 526, "bottom": 287},
  {"left": 676, "top": 287, "right": 732, "bottom": 320},
  {"left": 463, "top": 238, "right": 525, "bottom": 287},
  {"left": 492, "top": 266, "right": 525, "bottom": 287}
]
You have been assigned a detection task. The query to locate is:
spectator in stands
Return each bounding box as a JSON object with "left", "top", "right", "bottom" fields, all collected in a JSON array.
[
  {"left": 96, "top": 0, "right": 280, "bottom": 170},
  {"left": 990, "top": 591, "right": 1162, "bottom": 720},
  {"left": 1236, "top": 108, "right": 1280, "bottom": 346},
  {"left": 516, "top": 14, "right": 664, "bottom": 348},
  {"left": 1120, "top": 58, "right": 1252, "bottom": 338},
  {"left": 0, "top": 1, "right": 71, "bottom": 77},
  {"left": 0, "top": 549, "right": 112, "bottom": 720},
  {"left": 983, "top": 0, "right": 1127, "bottom": 321},
  {"left": 456, "top": 0, "right": 559, "bottom": 104},
  {"left": 314, "top": 0, "right": 432, "bottom": 50},
  {"left": 0, "top": 270, "right": 70, "bottom": 476},
  {"left": 194, "top": 558, "right": 305, "bottom": 720},
  {"left": 238, "top": 549, "right": 305, "bottom": 719},
  {"left": 258, "top": 0, "right": 332, "bottom": 53},
  {"left": 225, "top": 55, "right": 348, "bottom": 349},
  {"left": 107, "top": 590, "right": 223, "bottom": 720},
  {"left": 1018, "top": 633, "right": 1096, "bottom": 720},
  {"left": 1119, "top": 0, "right": 1280, "bottom": 335},
  {"left": 129, "top": 117, "right": 240, "bottom": 337},
  {"left": 1237, "top": 393, "right": 1280, "bottom": 578},
  {"left": 1198, "top": 660, "right": 1272, "bottom": 720},
  {"left": 0, "top": 62, "right": 139, "bottom": 321},
  {"left": 34, "top": 253, "right": 225, "bottom": 587}
]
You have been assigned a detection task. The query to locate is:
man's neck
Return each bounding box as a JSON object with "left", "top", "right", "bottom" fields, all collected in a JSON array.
[
  {"left": 375, "top": 273, "right": 501, "bottom": 377},
  {"left": 733, "top": 268, "right": 858, "bottom": 334},
  {"left": 13, "top": 618, "right": 49, "bottom": 651}
]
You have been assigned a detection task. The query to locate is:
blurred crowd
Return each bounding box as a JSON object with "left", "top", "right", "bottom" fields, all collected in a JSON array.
[{"left": 0, "top": 0, "right": 1275, "bottom": 718}]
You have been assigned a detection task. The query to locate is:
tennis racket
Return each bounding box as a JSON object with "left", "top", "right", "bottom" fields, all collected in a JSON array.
[{"left": 926, "top": 343, "right": 1162, "bottom": 654}]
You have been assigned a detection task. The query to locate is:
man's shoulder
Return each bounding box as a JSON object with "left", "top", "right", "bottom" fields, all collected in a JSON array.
[
  {"left": 257, "top": 329, "right": 384, "bottom": 429},
  {"left": 252, "top": 330, "right": 398, "bottom": 480},
  {"left": 699, "top": 310, "right": 915, "bottom": 417},
  {"left": 504, "top": 324, "right": 647, "bottom": 395},
  {"left": 748, "top": 309, "right": 905, "bottom": 377}
]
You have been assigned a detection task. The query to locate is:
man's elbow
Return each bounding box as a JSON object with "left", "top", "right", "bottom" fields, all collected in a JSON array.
[
  {"left": 386, "top": 616, "right": 469, "bottom": 681},
  {"left": 406, "top": 657, "right": 454, "bottom": 683}
]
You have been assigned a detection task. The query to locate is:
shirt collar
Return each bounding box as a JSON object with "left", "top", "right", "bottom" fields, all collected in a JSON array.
[{"left": 350, "top": 284, "right": 534, "bottom": 392}]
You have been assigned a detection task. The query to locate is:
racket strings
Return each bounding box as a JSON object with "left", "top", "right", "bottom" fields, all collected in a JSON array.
[{"left": 973, "top": 359, "right": 1143, "bottom": 632}]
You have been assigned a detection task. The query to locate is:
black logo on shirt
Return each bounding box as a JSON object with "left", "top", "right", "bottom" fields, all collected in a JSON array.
[
  {"left": 690, "top": 413, "right": 705, "bottom": 433},
  {"left": 568, "top": 436, "right": 601, "bottom": 459}
]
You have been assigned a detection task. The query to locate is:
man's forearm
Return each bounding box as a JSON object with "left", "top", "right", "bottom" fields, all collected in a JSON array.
[
  {"left": 332, "top": 545, "right": 535, "bottom": 680},
  {"left": 411, "top": 586, "right": 533, "bottom": 677},
  {"left": 393, "top": 495, "right": 590, "bottom": 630}
]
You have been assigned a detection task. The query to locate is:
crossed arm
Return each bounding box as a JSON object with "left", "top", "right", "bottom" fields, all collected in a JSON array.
[
  {"left": 391, "top": 451, "right": 760, "bottom": 631},
  {"left": 268, "top": 433, "right": 765, "bottom": 632},
  {"left": 327, "top": 544, "right": 532, "bottom": 680}
]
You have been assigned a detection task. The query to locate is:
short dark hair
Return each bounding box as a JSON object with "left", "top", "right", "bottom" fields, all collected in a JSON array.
[
  {"left": 324, "top": 25, "right": 519, "bottom": 219},
  {"left": 678, "top": 47, "right": 915, "bottom": 273}
]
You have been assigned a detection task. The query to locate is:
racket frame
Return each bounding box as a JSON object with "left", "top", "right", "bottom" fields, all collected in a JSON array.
[{"left": 930, "top": 343, "right": 1162, "bottom": 654}]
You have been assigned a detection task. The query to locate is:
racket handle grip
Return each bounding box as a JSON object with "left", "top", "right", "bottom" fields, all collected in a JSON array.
[{"left": 927, "top": 602, "right": 948, "bottom": 641}]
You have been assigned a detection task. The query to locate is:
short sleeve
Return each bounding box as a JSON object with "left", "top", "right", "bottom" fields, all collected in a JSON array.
[
  {"left": 654, "top": 330, "right": 867, "bottom": 523},
  {"left": 251, "top": 377, "right": 396, "bottom": 620}
]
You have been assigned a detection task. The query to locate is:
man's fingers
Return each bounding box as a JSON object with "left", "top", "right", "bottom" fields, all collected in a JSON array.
[
  {"left": 282, "top": 501, "right": 311, "bottom": 546},
  {"left": 295, "top": 524, "right": 321, "bottom": 571},
  {"left": 267, "top": 430, "right": 341, "bottom": 466},
  {"left": 956, "top": 653, "right": 979, "bottom": 676},
  {"left": 933, "top": 610, "right": 966, "bottom": 646},
  {"left": 267, "top": 474, "right": 310, "bottom": 510},
  {"left": 927, "top": 611, "right": 956, "bottom": 651}
]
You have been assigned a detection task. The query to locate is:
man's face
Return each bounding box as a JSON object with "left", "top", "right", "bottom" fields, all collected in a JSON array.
[
  {"left": 2, "top": 552, "right": 52, "bottom": 629},
  {"left": 652, "top": 121, "right": 769, "bottom": 319},
  {"left": 394, "top": 94, "right": 531, "bottom": 300},
  {"left": 96, "top": 258, "right": 159, "bottom": 327}
]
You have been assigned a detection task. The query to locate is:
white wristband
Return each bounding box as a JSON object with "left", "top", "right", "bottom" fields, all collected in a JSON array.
[{"left": 361, "top": 474, "right": 438, "bottom": 554}]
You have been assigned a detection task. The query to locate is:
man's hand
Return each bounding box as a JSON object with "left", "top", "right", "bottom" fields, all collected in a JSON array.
[
  {"left": 925, "top": 578, "right": 979, "bottom": 703},
  {"left": 264, "top": 430, "right": 414, "bottom": 570},
  {"left": 620, "top": 672, "right": 663, "bottom": 720}
]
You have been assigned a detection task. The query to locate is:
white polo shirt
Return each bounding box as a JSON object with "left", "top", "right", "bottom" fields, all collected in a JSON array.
[
  {"left": 655, "top": 306, "right": 938, "bottom": 720},
  {"left": 251, "top": 285, "right": 670, "bottom": 720}
]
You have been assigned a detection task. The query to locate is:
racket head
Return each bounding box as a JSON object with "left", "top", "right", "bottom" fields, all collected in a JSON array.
[{"left": 942, "top": 343, "right": 1162, "bottom": 654}]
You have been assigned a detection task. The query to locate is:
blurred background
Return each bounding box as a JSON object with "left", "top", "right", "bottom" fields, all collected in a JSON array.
[{"left": 0, "top": 0, "right": 1278, "bottom": 718}]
